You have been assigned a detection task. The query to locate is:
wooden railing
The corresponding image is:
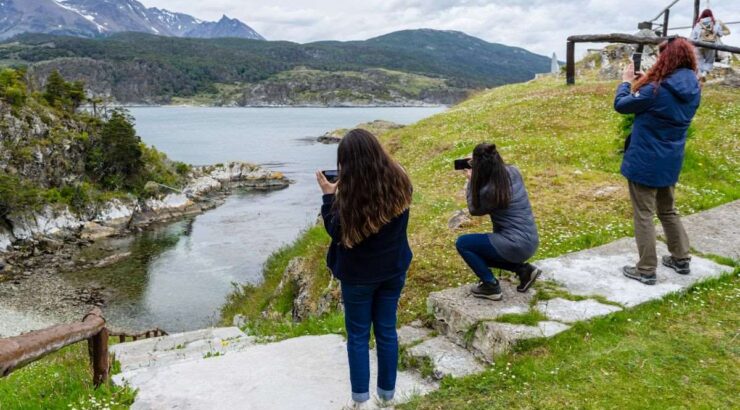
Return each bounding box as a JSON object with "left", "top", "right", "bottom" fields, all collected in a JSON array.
[
  {"left": 566, "top": 34, "right": 740, "bottom": 85},
  {"left": 565, "top": 0, "right": 740, "bottom": 85},
  {"left": 0, "top": 309, "right": 167, "bottom": 386}
]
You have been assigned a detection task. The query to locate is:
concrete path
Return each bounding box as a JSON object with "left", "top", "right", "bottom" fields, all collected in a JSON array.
[
  {"left": 111, "top": 200, "right": 738, "bottom": 409},
  {"left": 113, "top": 333, "right": 436, "bottom": 410}
]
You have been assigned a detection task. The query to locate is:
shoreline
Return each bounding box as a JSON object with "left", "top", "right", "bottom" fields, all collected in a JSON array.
[{"left": 0, "top": 162, "right": 290, "bottom": 337}]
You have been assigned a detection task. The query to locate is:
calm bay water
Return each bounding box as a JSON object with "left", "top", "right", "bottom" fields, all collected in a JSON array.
[{"left": 63, "top": 107, "right": 445, "bottom": 332}]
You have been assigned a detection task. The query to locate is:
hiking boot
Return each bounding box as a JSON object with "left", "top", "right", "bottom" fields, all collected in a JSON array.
[
  {"left": 471, "top": 281, "right": 503, "bottom": 300},
  {"left": 662, "top": 255, "right": 690, "bottom": 275},
  {"left": 622, "top": 266, "right": 657, "bottom": 285},
  {"left": 517, "top": 264, "right": 541, "bottom": 293}
]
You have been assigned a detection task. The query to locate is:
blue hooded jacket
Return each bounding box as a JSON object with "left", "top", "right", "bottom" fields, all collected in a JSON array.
[{"left": 614, "top": 68, "right": 701, "bottom": 188}]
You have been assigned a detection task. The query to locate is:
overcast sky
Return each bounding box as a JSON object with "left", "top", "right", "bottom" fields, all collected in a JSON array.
[{"left": 143, "top": 0, "right": 739, "bottom": 58}]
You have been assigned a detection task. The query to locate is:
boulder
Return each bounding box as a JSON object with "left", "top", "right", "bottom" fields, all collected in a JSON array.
[
  {"left": 81, "top": 222, "right": 118, "bottom": 241},
  {"left": 447, "top": 209, "right": 472, "bottom": 230}
]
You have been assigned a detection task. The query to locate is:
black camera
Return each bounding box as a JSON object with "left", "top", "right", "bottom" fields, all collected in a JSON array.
[{"left": 454, "top": 159, "right": 472, "bottom": 170}]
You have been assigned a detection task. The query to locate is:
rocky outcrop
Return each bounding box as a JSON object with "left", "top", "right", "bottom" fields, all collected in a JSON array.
[
  {"left": 597, "top": 29, "right": 659, "bottom": 80},
  {"left": 317, "top": 120, "right": 405, "bottom": 144},
  {"left": 0, "top": 162, "right": 289, "bottom": 253},
  {"left": 270, "top": 256, "right": 342, "bottom": 322}
]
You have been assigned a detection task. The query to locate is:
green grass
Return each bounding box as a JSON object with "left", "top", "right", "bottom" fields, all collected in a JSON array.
[
  {"left": 0, "top": 343, "right": 136, "bottom": 410},
  {"left": 401, "top": 271, "right": 740, "bottom": 409},
  {"left": 495, "top": 310, "right": 548, "bottom": 326},
  {"left": 221, "top": 225, "right": 335, "bottom": 336}
]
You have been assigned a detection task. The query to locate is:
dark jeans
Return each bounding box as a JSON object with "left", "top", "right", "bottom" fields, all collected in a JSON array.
[
  {"left": 341, "top": 273, "right": 406, "bottom": 403},
  {"left": 456, "top": 233, "right": 525, "bottom": 283}
]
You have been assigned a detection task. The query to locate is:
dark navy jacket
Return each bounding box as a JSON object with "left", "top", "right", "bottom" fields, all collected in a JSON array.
[
  {"left": 321, "top": 194, "right": 412, "bottom": 285},
  {"left": 615, "top": 68, "right": 701, "bottom": 188}
]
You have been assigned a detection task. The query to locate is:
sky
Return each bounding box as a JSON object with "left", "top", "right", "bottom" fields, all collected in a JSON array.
[{"left": 142, "top": 0, "right": 739, "bottom": 58}]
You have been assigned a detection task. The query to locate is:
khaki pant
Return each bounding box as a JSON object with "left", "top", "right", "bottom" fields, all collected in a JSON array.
[{"left": 628, "top": 181, "right": 690, "bottom": 274}]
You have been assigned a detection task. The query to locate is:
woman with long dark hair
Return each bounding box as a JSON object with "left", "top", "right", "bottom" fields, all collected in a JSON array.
[
  {"left": 316, "top": 129, "right": 413, "bottom": 409},
  {"left": 615, "top": 37, "right": 701, "bottom": 285},
  {"left": 455, "top": 143, "right": 540, "bottom": 300}
]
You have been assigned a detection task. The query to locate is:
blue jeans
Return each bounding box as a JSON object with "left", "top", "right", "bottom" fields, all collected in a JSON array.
[
  {"left": 341, "top": 273, "right": 406, "bottom": 403},
  {"left": 456, "top": 233, "right": 525, "bottom": 283}
]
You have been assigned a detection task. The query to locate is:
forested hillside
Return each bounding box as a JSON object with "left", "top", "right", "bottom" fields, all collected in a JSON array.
[{"left": 0, "top": 29, "right": 551, "bottom": 104}]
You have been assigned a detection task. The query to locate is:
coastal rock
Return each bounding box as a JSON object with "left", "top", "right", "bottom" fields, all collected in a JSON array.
[
  {"left": 95, "top": 252, "right": 132, "bottom": 268},
  {"left": 81, "top": 222, "right": 118, "bottom": 241},
  {"left": 8, "top": 206, "right": 84, "bottom": 241},
  {"left": 94, "top": 199, "right": 136, "bottom": 228},
  {"left": 0, "top": 225, "right": 14, "bottom": 251}
]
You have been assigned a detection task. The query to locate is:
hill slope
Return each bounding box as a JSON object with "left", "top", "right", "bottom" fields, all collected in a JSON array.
[
  {"left": 0, "top": 0, "right": 264, "bottom": 40},
  {"left": 223, "top": 75, "right": 739, "bottom": 332},
  {"left": 0, "top": 30, "right": 550, "bottom": 104}
]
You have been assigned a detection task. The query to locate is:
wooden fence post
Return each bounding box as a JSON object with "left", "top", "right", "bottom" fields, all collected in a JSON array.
[
  {"left": 693, "top": 0, "right": 700, "bottom": 27},
  {"left": 663, "top": 9, "right": 670, "bottom": 36},
  {"left": 88, "top": 327, "right": 109, "bottom": 387},
  {"left": 566, "top": 41, "right": 576, "bottom": 85}
]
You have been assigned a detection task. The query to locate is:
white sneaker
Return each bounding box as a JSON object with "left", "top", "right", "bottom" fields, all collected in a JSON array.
[{"left": 343, "top": 399, "right": 373, "bottom": 409}]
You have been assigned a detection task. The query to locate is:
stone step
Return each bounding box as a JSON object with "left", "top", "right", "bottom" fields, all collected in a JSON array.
[
  {"left": 111, "top": 327, "right": 254, "bottom": 373},
  {"left": 656, "top": 200, "right": 739, "bottom": 261},
  {"left": 406, "top": 336, "right": 484, "bottom": 379},
  {"left": 397, "top": 323, "right": 432, "bottom": 346},
  {"left": 427, "top": 238, "right": 730, "bottom": 363},
  {"left": 428, "top": 280, "right": 533, "bottom": 349},
  {"left": 113, "top": 334, "right": 437, "bottom": 410},
  {"left": 537, "top": 237, "right": 731, "bottom": 307}
]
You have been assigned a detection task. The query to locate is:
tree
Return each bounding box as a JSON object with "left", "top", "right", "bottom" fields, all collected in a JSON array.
[
  {"left": 88, "top": 110, "right": 144, "bottom": 190},
  {"left": 43, "top": 70, "right": 67, "bottom": 106},
  {"left": 42, "top": 70, "right": 87, "bottom": 112}
]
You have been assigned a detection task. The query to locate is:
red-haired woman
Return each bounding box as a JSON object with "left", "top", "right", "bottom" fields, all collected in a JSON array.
[
  {"left": 614, "top": 37, "right": 701, "bottom": 285},
  {"left": 691, "top": 9, "right": 730, "bottom": 77}
]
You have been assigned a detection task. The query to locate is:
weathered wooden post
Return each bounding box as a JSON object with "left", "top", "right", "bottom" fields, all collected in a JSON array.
[
  {"left": 693, "top": 0, "right": 700, "bottom": 27},
  {"left": 663, "top": 9, "right": 670, "bottom": 36},
  {"left": 566, "top": 40, "right": 576, "bottom": 85},
  {"left": 88, "top": 325, "right": 109, "bottom": 387}
]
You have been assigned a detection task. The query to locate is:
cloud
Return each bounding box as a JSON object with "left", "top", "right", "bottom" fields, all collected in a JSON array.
[{"left": 141, "top": 0, "right": 740, "bottom": 59}]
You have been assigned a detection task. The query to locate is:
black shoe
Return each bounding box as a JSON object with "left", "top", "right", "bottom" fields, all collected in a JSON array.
[
  {"left": 471, "top": 281, "right": 503, "bottom": 300},
  {"left": 517, "top": 264, "right": 541, "bottom": 293},
  {"left": 622, "top": 266, "right": 657, "bottom": 285},
  {"left": 662, "top": 256, "right": 690, "bottom": 275}
]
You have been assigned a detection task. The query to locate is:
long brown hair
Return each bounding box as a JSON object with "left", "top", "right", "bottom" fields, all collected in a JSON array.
[
  {"left": 470, "top": 143, "right": 511, "bottom": 210},
  {"left": 334, "top": 129, "right": 413, "bottom": 248},
  {"left": 632, "top": 37, "right": 698, "bottom": 92}
]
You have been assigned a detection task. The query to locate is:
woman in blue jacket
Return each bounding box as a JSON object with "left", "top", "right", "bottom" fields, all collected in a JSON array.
[
  {"left": 316, "top": 129, "right": 413, "bottom": 408},
  {"left": 614, "top": 37, "right": 701, "bottom": 285}
]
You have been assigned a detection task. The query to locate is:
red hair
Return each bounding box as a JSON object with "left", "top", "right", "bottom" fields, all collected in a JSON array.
[
  {"left": 632, "top": 38, "right": 697, "bottom": 92},
  {"left": 696, "top": 9, "right": 715, "bottom": 25}
]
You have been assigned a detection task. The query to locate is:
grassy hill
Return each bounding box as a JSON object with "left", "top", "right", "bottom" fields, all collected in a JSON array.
[
  {"left": 223, "top": 75, "right": 739, "bottom": 407},
  {"left": 0, "top": 30, "right": 550, "bottom": 104}
]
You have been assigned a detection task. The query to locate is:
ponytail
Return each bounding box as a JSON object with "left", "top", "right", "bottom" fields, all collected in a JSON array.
[{"left": 471, "top": 143, "right": 511, "bottom": 209}]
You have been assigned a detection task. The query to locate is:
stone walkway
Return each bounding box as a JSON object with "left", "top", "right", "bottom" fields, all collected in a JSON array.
[{"left": 111, "top": 201, "right": 737, "bottom": 409}]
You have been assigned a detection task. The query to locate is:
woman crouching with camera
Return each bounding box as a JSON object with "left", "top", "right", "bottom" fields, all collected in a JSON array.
[
  {"left": 456, "top": 143, "right": 540, "bottom": 300},
  {"left": 316, "top": 129, "right": 413, "bottom": 409}
]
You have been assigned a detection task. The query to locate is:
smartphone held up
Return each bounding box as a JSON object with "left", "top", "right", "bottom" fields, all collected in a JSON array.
[{"left": 322, "top": 170, "right": 339, "bottom": 183}]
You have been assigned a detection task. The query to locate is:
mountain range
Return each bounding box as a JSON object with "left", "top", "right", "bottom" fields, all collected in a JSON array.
[
  {"left": 0, "top": 29, "right": 551, "bottom": 105},
  {"left": 0, "top": 0, "right": 264, "bottom": 40}
]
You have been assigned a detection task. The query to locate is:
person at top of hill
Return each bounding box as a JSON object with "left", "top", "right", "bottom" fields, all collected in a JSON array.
[
  {"left": 614, "top": 37, "right": 701, "bottom": 286},
  {"left": 691, "top": 8, "right": 731, "bottom": 78},
  {"left": 455, "top": 143, "right": 540, "bottom": 301},
  {"left": 316, "top": 129, "right": 413, "bottom": 409}
]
